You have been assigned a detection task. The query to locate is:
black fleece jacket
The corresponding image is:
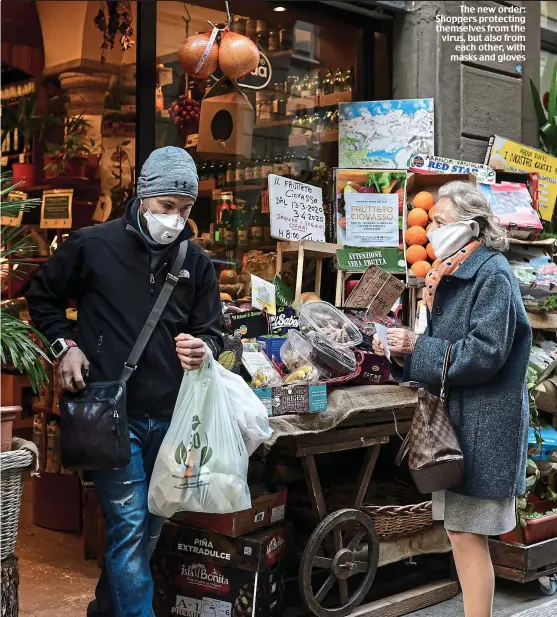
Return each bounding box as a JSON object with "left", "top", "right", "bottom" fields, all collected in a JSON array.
[{"left": 26, "top": 199, "right": 223, "bottom": 417}]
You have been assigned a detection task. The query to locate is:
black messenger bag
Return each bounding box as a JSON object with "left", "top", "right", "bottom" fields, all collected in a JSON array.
[{"left": 60, "top": 240, "right": 188, "bottom": 471}]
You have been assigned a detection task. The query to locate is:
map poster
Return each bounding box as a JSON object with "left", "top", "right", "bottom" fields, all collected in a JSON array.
[
  {"left": 339, "top": 99, "right": 434, "bottom": 170},
  {"left": 484, "top": 135, "right": 557, "bottom": 222}
]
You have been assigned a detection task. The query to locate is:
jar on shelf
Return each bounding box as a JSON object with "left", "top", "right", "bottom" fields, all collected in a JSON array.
[
  {"left": 231, "top": 17, "right": 247, "bottom": 36},
  {"left": 272, "top": 83, "right": 287, "bottom": 118},
  {"left": 268, "top": 30, "right": 279, "bottom": 52},
  {"left": 279, "top": 26, "right": 293, "bottom": 50},
  {"left": 246, "top": 18, "right": 257, "bottom": 41},
  {"left": 256, "top": 20, "right": 268, "bottom": 50},
  {"left": 289, "top": 76, "right": 301, "bottom": 98},
  {"left": 256, "top": 91, "right": 273, "bottom": 122}
]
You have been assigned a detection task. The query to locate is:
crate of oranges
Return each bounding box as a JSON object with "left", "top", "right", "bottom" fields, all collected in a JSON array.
[{"left": 405, "top": 173, "right": 478, "bottom": 285}]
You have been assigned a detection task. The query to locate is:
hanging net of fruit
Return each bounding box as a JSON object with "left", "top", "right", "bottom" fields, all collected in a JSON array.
[{"left": 168, "top": 95, "right": 201, "bottom": 137}]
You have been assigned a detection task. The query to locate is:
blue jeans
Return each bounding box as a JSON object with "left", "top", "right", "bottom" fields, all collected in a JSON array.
[{"left": 89, "top": 417, "right": 170, "bottom": 617}]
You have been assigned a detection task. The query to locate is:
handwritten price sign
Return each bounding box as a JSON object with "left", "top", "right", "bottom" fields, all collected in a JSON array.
[{"left": 268, "top": 174, "right": 326, "bottom": 242}]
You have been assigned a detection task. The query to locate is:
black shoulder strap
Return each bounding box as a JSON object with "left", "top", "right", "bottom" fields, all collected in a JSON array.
[{"left": 120, "top": 240, "right": 188, "bottom": 382}]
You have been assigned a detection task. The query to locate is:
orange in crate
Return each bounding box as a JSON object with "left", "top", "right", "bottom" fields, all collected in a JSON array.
[
  {"left": 412, "top": 191, "right": 434, "bottom": 211},
  {"left": 407, "top": 208, "right": 429, "bottom": 228},
  {"left": 405, "top": 226, "right": 428, "bottom": 246},
  {"left": 406, "top": 245, "right": 427, "bottom": 265},
  {"left": 411, "top": 261, "right": 432, "bottom": 278}
]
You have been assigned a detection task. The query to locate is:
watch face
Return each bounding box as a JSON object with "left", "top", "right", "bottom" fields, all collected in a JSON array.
[{"left": 51, "top": 340, "right": 65, "bottom": 356}]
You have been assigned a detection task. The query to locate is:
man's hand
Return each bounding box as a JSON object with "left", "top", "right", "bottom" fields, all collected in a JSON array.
[
  {"left": 387, "top": 328, "right": 418, "bottom": 356},
  {"left": 59, "top": 347, "right": 90, "bottom": 392},
  {"left": 175, "top": 334, "right": 207, "bottom": 371}
]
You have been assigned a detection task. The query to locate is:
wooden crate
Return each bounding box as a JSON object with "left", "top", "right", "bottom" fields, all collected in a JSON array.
[{"left": 489, "top": 537, "right": 557, "bottom": 582}]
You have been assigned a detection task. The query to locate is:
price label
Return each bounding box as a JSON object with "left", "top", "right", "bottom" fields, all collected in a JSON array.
[
  {"left": 1, "top": 190, "right": 27, "bottom": 226},
  {"left": 40, "top": 189, "right": 73, "bottom": 229},
  {"left": 268, "top": 174, "right": 325, "bottom": 242}
]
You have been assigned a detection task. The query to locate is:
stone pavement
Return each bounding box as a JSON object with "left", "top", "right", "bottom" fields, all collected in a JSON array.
[{"left": 406, "top": 582, "right": 557, "bottom": 617}]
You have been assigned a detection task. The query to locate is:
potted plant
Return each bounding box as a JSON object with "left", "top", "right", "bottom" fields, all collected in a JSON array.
[
  {"left": 1, "top": 175, "right": 50, "bottom": 449},
  {"left": 530, "top": 62, "right": 557, "bottom": 233},
  {"left": 108, "top": 140, "right": 134, "bottom": 220},
  {"left": 44, "top": 114, "right": 97, "bottom": 178},
  {"left": 1, "top": 93, "right": 60, "bottom": 188}
]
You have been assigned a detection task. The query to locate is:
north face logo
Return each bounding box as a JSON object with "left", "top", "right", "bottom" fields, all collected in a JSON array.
[{"left": 179, "top": 269, "right": 190, "bottom": 279}]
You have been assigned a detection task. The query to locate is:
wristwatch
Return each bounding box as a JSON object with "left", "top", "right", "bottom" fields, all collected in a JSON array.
[{"left": 51, "top": 338, "right": 78, "bottom": 359}]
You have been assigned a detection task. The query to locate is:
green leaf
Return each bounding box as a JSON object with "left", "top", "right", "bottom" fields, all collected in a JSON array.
[
  {"left": 175, "top": 442, "right": 185, "bottom": 465},
  {"left": 548, "top": 63, "right": 557, "bottom": 125},
  {"left": 192, "top": 415, "right": 201, "bottom": 431},
  {"left": 200, "top": 446, "right": 212, "bottom": 466}
]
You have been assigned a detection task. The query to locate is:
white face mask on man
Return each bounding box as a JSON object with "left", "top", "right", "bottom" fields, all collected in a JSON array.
[
  {"left": 427, "top": 220, "right": 480, "bottom": 261},
  {"left": 143, "top": 207, "right": 187, "bottom": 245}
]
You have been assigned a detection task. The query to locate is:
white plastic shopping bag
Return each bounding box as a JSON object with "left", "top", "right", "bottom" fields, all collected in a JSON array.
[
  {"left": 218, "top": 363, "right": 272, "bottom": 456},
  {"left": 148, "top": 349, "right": 251, "bottom": 517}
]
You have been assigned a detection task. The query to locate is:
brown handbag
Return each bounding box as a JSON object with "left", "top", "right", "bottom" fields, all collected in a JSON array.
[{"left": 395, "top": 345, "right": 465, "bottom": 494}]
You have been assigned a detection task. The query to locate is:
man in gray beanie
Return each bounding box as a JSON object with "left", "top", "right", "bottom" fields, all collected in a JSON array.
[{"left": 27, "top": 147, "right": 222, "bottom": 617}]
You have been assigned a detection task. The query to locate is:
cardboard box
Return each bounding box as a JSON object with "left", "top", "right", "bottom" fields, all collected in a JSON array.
[
  {"left": 256, "top": 336, "right": 287, "bottom": 363},
  {"left": 254, "top": 384, "right": 327, "bottom": 416},
  {"left": 152, "top": 525, "right": 286, "bottom": 617},
  {"left": 153, "top": 554, "right": 285, "bottom": 617},
  {"left": 405, "top": 172, "right": 476, "bottom": 286},
  {"left": 155, "top": 523, "right": 287, "bottom": 571},
  {"left": 197, "top": 80, "right": 254, "bottom": 160},
  {"left": 172, "top": 489, "right": 287, "bottom": 538}
]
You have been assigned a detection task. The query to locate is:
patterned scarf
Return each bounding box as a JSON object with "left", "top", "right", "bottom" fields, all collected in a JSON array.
[{"left": 424, "top": 241, "right": 481, "bottom": 313}]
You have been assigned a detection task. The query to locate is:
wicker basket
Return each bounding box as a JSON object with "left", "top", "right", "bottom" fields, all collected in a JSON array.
[
  {"left": 1, "top": 446, "right": 34, "bottom": 560},
  {"left": 362, "top": 501, "right": 433, "bottom": 541}
]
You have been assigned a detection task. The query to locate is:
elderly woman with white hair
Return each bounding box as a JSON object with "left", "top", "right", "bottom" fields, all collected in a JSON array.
[{"left": 374, "top": 181, "right": 531, "bottom": 617}]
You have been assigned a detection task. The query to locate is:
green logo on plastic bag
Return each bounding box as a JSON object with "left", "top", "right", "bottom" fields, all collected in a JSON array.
[{"left": 174, "top": 415, "right": 213, "bottom": 473}]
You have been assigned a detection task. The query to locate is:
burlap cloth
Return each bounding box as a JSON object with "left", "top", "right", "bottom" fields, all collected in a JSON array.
[{"left": 267, "top": 385, "right": 418, "bottom": 447}]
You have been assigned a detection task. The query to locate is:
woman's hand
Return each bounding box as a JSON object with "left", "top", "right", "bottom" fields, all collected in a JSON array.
[
  {"left": 372, "top": 334, "right": 385, "bottom": 356},
  {"left": 175, "top": 334, "right": 207, "bottom": 370},
  {"left": 387, "top": 328, "right": 418, "bottom": 356}
]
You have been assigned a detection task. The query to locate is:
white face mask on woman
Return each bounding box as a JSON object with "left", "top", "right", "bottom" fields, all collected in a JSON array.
[
  {"left": 143, "top": 208, "right": 186, "bottom": 245},
  {"left": 427, "top": 220, "right": 480, "bottom": 261}
]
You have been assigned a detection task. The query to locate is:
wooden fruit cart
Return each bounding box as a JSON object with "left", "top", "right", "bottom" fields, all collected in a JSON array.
[{"left": 266, "top": 385, "right": 457, "bottom": 617}]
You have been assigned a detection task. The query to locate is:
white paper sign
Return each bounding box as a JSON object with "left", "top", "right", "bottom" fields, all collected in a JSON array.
[
  {"left": 345, "top": 192, "right": 398, "bottom": 247},
  {"left": 373, "top": 322, "right": 391, "bottom": 360},
  {"left": 268, "top": 174, "right": 325, "bottom": 242},
  {"left": 251, "top": 274, "right": 276, "bottom": 315}
]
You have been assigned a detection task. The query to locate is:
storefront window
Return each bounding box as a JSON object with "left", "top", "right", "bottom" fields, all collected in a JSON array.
[{"left": 154, "top": 1, "right": 369, "bottom": 276}]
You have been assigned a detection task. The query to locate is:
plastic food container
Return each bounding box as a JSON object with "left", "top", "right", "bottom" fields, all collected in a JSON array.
[
  {"left": 280, "top": 330, "right": 315, "bottom": 373},
  {"left": 299, "top": 301, "right": 363, "bottom": 348},
  {"left": 308, "top": 332, "right": 357, "bottom": 378}
]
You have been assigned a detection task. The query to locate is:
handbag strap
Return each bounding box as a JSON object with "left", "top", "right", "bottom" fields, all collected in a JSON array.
[
  {"left": 440, "top": 344, "right": 452, "bottom": 407},
  {"left": 120, "top": 240, "right": 188, "bottom": 382}
]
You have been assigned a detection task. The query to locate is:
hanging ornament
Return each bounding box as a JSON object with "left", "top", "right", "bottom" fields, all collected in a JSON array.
[
  {"left": 178, "top": 31, "right": 219, "bottom": 79},
  {"left": 219, "top": 31, "right": 260, "bottom": 80}
]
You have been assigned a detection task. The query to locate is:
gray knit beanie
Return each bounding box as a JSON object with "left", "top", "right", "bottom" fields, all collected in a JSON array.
[{"left": 137, "top": 146, "right": 198, "bottom": 201}]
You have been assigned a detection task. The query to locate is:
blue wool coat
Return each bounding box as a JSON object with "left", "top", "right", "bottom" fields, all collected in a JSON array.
[{"left": 401, "top": 245, "right": 531, "bottom": 499}]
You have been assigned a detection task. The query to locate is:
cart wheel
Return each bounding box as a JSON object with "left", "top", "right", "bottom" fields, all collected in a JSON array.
[
  {"left": 300, "top": 508, "right": 379, "bottom": 617},
  {"left": 539, "top": 575, "right": 557, "bottom": 596}
]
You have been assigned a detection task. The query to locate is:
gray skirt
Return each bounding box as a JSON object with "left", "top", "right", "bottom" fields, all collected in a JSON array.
[{"left": 432, "top": 490, "right": 516, "bottom": 536}]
